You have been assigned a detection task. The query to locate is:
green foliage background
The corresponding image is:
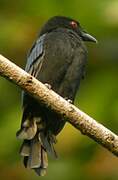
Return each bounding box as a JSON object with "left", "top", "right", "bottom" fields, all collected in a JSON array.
[{"left": 0, "top": 0, "right": 118, "bottom": 179}]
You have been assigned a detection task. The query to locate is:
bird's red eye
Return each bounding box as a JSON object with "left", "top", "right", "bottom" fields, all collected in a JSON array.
[{"left": 70, "top": 21, "right": 78, "bottom": 28}]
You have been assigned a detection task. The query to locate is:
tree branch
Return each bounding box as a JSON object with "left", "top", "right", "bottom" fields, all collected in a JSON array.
[{"left": 0, "top": 54, "right": 118, "bottom": 157}]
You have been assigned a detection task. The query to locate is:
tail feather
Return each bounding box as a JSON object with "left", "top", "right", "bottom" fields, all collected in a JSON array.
[
  {"left": 21, "top": 138, "right": 48, "bottom": 173},
  {"left": 34, "top": 147, "right": 48, "bottom": 176},
  {"left": 34, "top": 167, "right": 47, "bottom": 176},
  {"left": 27, "top": 138, "right": 41, "bottom": 169},
  {"left": 17, "top": 116, "right": 57, "bottom": 176},
  {"left": 39, "top": 132, "right": 57, "bottom": 158},
  {"left": 20, "top": 140, "right": 30, "bottom": 156},
  {"left": 40, "top": 147, "right": 48, "bottom": 168},
  {"left": 16, "top": 119, "right": 37, "bottom": 140}
]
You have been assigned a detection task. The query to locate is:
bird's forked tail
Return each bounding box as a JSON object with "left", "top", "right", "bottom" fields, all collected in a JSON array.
[{"left": 16, "top": 115, "right": 57, "bottom": 176}]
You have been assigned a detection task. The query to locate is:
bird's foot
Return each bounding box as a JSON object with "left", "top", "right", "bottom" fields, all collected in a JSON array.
[
  {"left": 65, "top": 97, "right": 73, "bottom": 104},
  {"left": 45, "top": 83, "right": 52, "bottom": 89}
]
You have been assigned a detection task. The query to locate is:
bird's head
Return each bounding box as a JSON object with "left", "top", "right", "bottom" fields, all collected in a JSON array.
[{"left": 40, "top": 16, "right": 97, "bottom": 43}]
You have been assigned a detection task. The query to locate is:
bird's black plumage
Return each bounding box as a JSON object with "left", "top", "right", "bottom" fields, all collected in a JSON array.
[{"left": 16, "top": 16, "right": 97, "bottom": 176}]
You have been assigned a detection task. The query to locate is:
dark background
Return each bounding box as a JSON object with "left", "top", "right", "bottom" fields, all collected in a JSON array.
[{"left": 0, "top": 0, "right": 118, "bottom": 179}]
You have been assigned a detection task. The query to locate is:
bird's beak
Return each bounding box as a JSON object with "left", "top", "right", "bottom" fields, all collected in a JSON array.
[{"left": 81, "top": 31, "right": 97, "bottom": 43}]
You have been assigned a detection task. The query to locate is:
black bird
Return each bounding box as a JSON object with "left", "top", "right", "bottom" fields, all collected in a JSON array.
[{"left": 16, "top": 16, "right": 97, "bottom": 176}]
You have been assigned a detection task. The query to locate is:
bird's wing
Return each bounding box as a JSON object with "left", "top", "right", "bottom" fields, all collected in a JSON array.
[
  {"left": 22, "top": 33, "right": 46, "bottom": 106},
  {"left": 25, "top": 33, "right": 46, "bottom": 75},
  {"left": 24, "top": 29, "right": 87, "bottom": 101}
]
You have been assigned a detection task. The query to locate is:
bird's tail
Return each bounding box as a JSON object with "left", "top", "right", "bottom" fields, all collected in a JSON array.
[{"left": 16, "top": 114, "right": 57, "bottom": 176}]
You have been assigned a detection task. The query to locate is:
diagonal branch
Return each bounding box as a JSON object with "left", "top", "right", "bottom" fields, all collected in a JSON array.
[{"left": 0, "top": 54, "right": 118, "bottom": 156}]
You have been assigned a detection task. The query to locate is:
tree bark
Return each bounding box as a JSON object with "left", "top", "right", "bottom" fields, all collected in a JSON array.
[{"left": 0, "top": 54, "right": 118, "bottom": 156}]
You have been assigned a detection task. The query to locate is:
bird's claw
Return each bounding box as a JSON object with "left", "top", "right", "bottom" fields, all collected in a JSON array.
[
  {"left": 45, "top": 83, "right": 52, "bottom": 89},
  {"left": 65, "top": 97, "right": 73, "bottom": 104},
  {"left": 67, "top": 99, "right": 73, "bottom": 104}
]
